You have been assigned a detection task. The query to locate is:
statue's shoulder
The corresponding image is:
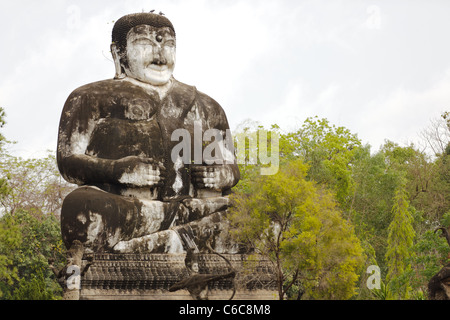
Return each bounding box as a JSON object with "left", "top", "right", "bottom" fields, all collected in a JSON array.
[
  {"left": 172, "top": 79, "right": 230, "bottom": 129},
  {"left": 196, "top": 89, "right": 222, "bottom": 109},
  {"left": 172, "top": 79, "right": 224, "bottom": 111},
  {"left": 67, "top": 79, "right": 136, "bottom": 99},
  {"left": 63, "top": 79, "right": 152, "bottom": 118},
  {"left": 193, "top": 86, "right": 228, "bottom": 124}
]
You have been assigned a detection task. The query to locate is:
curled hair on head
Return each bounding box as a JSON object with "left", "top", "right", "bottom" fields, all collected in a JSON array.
[{"left": 112, "top": 12, "right": 176, "bottom": 55}]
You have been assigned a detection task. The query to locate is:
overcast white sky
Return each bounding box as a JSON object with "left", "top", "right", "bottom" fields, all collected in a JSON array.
[{"left": 1, "top": 0, "right": 449, "bottom": 159}]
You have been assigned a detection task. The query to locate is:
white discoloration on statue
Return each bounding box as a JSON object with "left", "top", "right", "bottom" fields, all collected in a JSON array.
[
  {"left": 133, "top": 199, "right": 168, "bottom": 235},
  {"left": 113, "top": 229, "right": 183, "bottom": 253},
  {"left": 86, "top": 212, "right": 105, "bottom": 252},
  {"left": 172, "top": 155, "right": 184, "bottom": 194},
  {"left": 118, "top": 162, "right": 162, "bottom": 187},
  {"left": 123, "top": 77, "right": 173, "bottom": 101},
  {"left": 57, "top": 12, "right": 240, "bottom": 256},
  {"left": 123, "top": 25, "right": 176, "bottom": 86}
]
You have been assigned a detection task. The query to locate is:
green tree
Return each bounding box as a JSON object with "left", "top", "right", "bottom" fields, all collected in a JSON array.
[
  {"left": 9, "top": 273, "right": 56, "bottom": 300},
  {"left": 379, "top": 140, "right": 446, "bottom": 227},
  {"left": 233, "top": 116, "right": 362, "bottom": 211},
  {"left": 232, "top": 120, "right": 281, "bottom": 195},
  {"left": 228, "top": 159, "right": 364, "bottom": 300},
  {"left": 412, "top": 112, "right": 450, "bottom": 228},
  {"left": 281, "top": 116, "right": 362, "bottom": 210},
  {"left": 0, "top": 214, "right": 21, "bottom": 298},
  {"left": 418, "top": 150, "right": 450, "bottom": 225},
  {"left": 385, "top": 181, "right": 415, "bottom": 299},
  {"left": 0, "top": 107, "right": 9, "bottom": 202},
  {"left": 349, "top": 141, "right": 428, "bottom": 275},
  {"left": 231, "top": 116, "right": 450, "bottom": 299},
  {"left": 347, "top": 145, "right": 399, "bottom": 274},
  {"left": 0, "top": 110, "right": 66, "bottom": 299},
  {"left": 401, "top": 228, "right": 450, "bottom": 298},
  {"left": 0, "top": 153, "right": 74, "bottom": 216},
  {"left": 0, "top": 209, "right": 64, "bottom": 299}
]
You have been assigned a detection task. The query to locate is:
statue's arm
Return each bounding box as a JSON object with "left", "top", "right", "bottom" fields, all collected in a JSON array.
[
  {"left": 59, "top": 153, "right": 164, "bottom": 187},
  {"left": 191, "top": 91, "right": 240, "bottom": 191},
  {"left": 214, "top": 107, "right": 240, "bottom": 190},
  {"left": 57, "top": 90, "right": 117, "bottom": 185},
  {"left": 57, "top": 153, "right": 116, "bottom": 185},
  {"left": 57, "top": 90, "right": 164, "bottom": 187}
]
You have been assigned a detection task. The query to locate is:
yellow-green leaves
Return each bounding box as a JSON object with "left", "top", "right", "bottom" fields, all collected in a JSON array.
[{"left": 228, "top": 159, "right": 364, "bottom": 299}]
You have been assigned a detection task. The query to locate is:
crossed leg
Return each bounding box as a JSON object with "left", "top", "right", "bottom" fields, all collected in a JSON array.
[{"left": 61, "top": 185, "right": 232, "bottom": 254}]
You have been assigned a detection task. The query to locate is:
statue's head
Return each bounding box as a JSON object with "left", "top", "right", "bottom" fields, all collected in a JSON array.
[{"left": 111, "top": 13, "right": 176, "bottom": 85}]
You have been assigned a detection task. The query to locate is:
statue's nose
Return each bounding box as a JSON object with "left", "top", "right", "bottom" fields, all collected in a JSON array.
[{"left": 153, "top": 46, "right": 166, "bottom": 65}]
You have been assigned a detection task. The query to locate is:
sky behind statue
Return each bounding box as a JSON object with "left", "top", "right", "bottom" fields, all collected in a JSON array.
[{"left": 1, "top": 0, "right": 450, "bottom": 159}]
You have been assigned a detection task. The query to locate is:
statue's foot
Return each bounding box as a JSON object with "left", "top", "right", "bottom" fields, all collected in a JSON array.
[{"left": 112, "top": 229, "right": 184, "bottom": 253}]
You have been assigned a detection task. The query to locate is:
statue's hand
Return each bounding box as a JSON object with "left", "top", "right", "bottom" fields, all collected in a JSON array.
[
  {"left": 113, "top": 156, "right": 166, "bottom": 187},
  {"left": 191, "top": 165, "right": 235, "bottom": 191}
]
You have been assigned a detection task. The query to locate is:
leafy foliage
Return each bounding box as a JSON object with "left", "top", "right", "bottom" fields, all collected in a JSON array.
[
  {"left": 0, "top": 209, "right": 65, "bottom": 299},
  {"left": 0, "top": 153, "right": 74, "bottom": 216},
  {"left": 399, "top": 229, "right": 450, "bottom": 296},
  {"left": 0, "top": 110, "right": 68, "bottom": 299},
  {"left": 385, "top": 182, "right": 415, "bottom": 298},
  {"left": 231, "top": 113, "right": 450, "bottom": 300},
  {"left": 228, "top": 159, "right": 365, "bottom": 300},
  {"left": 0, "top": 107, "right": 448, "bottom": 300},
  {"left": 0, "top": 214, "right": 21, "bottom": 298},
  {"left": 8, "top": 273, "right": 56, "bottom": 300},
  {"left": 281, "top": 116, "right": 362, "bottom": 209}
]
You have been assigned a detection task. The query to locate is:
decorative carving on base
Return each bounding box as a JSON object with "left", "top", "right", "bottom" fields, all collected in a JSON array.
[
  {"left": 78, "top": 253, "right": 276, "bottom": 300},
  {"left": 168, "top": 244, "right": 237, "bottom": 300}
]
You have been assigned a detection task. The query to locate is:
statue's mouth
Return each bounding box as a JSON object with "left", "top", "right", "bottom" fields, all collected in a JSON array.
[
  {"left": 147, "top": 59, "right": 169, "bottom": 71},
  {"left": 151, "top": 57, "right": 167, "bottom": 65},
  {"left": 148, "top": 64, "right": 168, "bottom": 71}
]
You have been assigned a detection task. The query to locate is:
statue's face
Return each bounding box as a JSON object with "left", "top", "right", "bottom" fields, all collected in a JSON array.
[{"left": 124, "top": 25, "right": 176, "bottom": 86}]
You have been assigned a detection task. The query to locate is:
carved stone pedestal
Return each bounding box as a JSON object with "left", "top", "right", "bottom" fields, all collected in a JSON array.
[{"left": 79, "top": 253, "right": 277, "bottom": 300}]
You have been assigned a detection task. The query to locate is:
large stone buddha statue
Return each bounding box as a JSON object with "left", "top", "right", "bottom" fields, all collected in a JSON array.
[{"left": 57, "top": 12, "right": 240, "bottom": 255}]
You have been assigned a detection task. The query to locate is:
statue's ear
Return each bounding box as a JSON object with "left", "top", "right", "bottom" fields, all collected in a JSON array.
[{"left": 111, "top": 43, "right": 126, "bottom": 79}]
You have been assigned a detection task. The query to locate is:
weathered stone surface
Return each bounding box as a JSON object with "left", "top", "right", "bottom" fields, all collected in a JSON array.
[
  {"left": 79, "top": 253, "right": 277, "bottom": 300},
  {"left": 57, "top": 12, "right": 240, "bottom": 255},
  {"left": 56, "top": 12, "right": 251, "bottom": 300}
]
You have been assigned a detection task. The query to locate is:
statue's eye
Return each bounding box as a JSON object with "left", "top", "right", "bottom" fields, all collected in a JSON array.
[
  {"left": 134, "top": 38, "right": 152, "bottom": 45},
  {"left": 164, "top": 40, "right": 175, "bottom": 47},
  {"left": 156, "top": 35, "right": 163, "bottom": 42}
]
